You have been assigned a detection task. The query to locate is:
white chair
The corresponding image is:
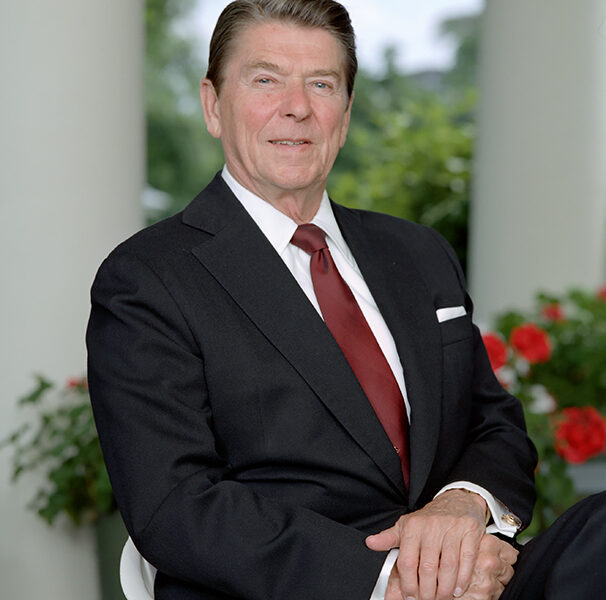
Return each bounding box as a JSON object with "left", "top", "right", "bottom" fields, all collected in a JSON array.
[{"left": 120, "top": 536, "right": 157, "bottom": 600}]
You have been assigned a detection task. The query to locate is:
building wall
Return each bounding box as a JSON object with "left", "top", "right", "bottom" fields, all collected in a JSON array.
[
  {"left": 0, "top": 2, "right": 144, "bottom": 598},
  {"left": 469, "top": 0, "right": 606, "bottom": 323}
]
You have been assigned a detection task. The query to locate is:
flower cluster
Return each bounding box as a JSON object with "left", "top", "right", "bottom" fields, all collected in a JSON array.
[
  {"left": 483, "top": 323, "right": 553, "bottom": 392},
  {"left": 483, "top": 305, "right": 606, "bottom": 465},
  {"left": 482, "top": 287, "right": 606, "bottom": 536},
  {"left": 554, "top": 407, "right": 606, "bottom": 464}
]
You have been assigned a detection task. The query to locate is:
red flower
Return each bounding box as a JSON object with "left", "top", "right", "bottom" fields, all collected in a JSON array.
[
  {"left": 510, "top": 323, "right": 551, "bottom": 364},
  {"left": 66, "top": 377, "right": 88, "bottom": 390},
  {"left": 554, "top": 407, "right": 606, "bottom": 464},
  {"left": 482, "top": 332, "right": 508, "bottom": 372},
  {"left": 598, "top": 286, "right": 606, "bottom": 301},
  {"left": 541, "top": 303, "right": 564, "bottom": 322}
]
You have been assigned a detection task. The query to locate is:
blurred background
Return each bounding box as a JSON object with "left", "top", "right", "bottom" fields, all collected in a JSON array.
[{"left": 1, "top": 0, "right": 605, "bottom": 598}]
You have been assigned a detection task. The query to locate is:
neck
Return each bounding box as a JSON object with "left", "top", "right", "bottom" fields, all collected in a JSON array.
[
  {"left": 267, "top": 192, "right": 322, "bottom": 224},
  {"left": 225, "top": 166, "right": 324, "bottom": 224}
]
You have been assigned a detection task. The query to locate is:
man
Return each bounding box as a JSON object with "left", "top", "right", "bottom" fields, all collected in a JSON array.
[{"left": 87, "top": 2, "right": 605, "bottom": 599}]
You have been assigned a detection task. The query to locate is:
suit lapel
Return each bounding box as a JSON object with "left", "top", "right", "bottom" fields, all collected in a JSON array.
[
  {"left": 182, "top": 176, "right": 406, "bottom": 496},
  {"left": 333, "top": 204, "right": 443, "bottom": 508}
]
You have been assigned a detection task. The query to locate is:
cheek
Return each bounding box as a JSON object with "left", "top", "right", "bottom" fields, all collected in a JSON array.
[
  {"left": 237, "top": 99, "right": 275, "bottom": 136},
  {"left": 319, "top": 102, "right": 349, "bottom": 134}
]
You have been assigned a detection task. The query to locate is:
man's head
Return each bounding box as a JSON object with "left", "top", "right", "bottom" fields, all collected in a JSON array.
[
  {"left": 200, "top": 0, "right": 357, "bottom": 216},
  {"left": 206, "top": 0, "right": 357, "bottom": 100}
]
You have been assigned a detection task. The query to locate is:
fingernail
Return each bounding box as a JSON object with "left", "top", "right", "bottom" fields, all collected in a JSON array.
[{"left": 454, "top": 588, "right": 463, "bottom": 598}]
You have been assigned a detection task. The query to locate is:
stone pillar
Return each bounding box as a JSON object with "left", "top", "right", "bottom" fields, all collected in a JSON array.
[
  {"left": 469, "top": 0, "right": 606, "bottom": 323},
  {"left": 0, "top": 1, "right": 144, "bottom": 598}
]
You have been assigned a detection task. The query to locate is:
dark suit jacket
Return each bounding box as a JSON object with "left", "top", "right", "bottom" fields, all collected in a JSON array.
[{"left": 87, "top": 173, "right": 537, "bottom": 600}]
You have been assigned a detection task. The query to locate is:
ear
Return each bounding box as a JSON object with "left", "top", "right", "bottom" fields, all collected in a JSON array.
[
  {"left": 200, "top": 78, "right": 222, "bottom": 139},
  {"left": 339, "top": 92, "right": 354, "bottom": 148}
]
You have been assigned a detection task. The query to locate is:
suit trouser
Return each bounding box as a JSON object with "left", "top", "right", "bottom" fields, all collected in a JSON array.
[{"left": 501, "top": 491, "right": 606, "bottom": 599}]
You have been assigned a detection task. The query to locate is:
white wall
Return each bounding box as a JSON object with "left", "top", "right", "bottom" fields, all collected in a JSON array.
[
  {"left": 0, "top": 1, "right": 144, "bottom": 598},
  {"left": 469, "top": 0, "right": 606, "bottom": 322}
]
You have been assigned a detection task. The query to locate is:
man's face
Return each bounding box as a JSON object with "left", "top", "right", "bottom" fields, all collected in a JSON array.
[{"left": 201, "top": 21, "right": 353, "bottom": 204}]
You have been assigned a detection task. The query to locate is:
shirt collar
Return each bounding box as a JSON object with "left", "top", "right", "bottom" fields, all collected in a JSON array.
[{"left": 221, "top": 166, "right": 356, "bottom": 266}]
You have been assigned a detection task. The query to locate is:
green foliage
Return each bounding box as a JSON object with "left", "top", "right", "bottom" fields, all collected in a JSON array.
[
  {"left": 330, "top": 90, "right": 475, "bottom": 269},
  {"left": 439, "top": 14, "right": 481, "bottom": 91},
  {"left": 146, "top": 0, "right": 223, "bottom": 220},
  {"left": 1, "top": 376, "right": 115, "bottom": 525}
]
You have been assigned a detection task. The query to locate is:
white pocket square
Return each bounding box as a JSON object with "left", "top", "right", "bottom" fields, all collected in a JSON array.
[{"left": 436, "top": 306, "right": 466, "bottom": 323}]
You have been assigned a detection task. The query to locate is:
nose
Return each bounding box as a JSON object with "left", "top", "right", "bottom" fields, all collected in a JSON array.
[{"left": 280, "top": 81, "right": 312, "bottom": 121}]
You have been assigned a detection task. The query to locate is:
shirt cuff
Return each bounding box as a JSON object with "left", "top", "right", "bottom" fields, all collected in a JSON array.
[
  {"left": 369, "top": 548, "right": 398, "bottom": 599},
  {"left": 435, "top": 481, "right": 522, "bottom": 537}
]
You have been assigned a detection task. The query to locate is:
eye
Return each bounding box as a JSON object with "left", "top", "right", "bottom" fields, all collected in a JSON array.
[
  {"left": 310, "top": 80, "right": 336, "bottom": 95},
  {"left": 256, "top": 77, "right": 272, "bottom": 84}
]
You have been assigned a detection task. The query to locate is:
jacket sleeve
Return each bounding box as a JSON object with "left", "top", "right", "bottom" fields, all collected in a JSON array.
[{"left": 86, "top": 250, "right": 386, "bottom": 600}]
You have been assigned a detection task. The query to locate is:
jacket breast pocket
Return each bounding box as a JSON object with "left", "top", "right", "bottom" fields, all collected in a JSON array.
[{"left": 440, "top": 314, "right": 473, "bottom": 346}]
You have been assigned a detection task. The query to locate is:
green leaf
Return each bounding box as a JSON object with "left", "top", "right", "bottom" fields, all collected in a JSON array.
[{"left": 18, "top": 375, "right": 54, "bottom": 405}]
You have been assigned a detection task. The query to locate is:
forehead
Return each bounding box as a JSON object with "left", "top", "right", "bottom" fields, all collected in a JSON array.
[{"left": 227, "top": 21, "right": 346, "bottom": 74}]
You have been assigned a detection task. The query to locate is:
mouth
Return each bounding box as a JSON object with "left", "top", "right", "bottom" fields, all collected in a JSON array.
[{"left": 269, "top": 139, "right": 310, "bottom": 146}]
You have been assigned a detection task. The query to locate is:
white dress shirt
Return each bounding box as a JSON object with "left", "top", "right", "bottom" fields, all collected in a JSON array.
[{"left": 221, "top": 167, "right": 518, "bottom": 599}]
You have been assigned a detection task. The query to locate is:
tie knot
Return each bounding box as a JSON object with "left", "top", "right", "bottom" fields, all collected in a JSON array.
[{"left": 290, "top": 224, "right": 328, "bottom": 255}]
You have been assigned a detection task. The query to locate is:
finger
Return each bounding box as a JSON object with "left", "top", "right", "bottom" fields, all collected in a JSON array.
[
  {"left": 417, "top": 541, "right": 440, "bottom": 600},
  {"left": 453, "top": 530, "right": 481, "bottom": 597},
  {"left": 384, "top": 561, "right": 403, "bottom": 600},
  {"left": 366, "top": 523, "right": 402, "bottom": 551},
  {"left": 458, "top": 572, "right": 505, "bottom": 600},
  {"left": 497, "top": 563, "right": 515, "bottom": 587},
  {"left": 397, "top": 530, "right": 422, "bottom": 600},
  {"left": 500, "top": 544, "right": 518, "bottom": 567},
  {"left": 435, "top": 538, "right": 459, "bottom": 600}
]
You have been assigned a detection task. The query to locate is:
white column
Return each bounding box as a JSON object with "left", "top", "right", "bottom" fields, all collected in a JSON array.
[
  {"left": 469, "top": 0, "right": 606, "bottom": 322},
  {"left": 0, "top": 1, "right": 144, "bottom": 598}
]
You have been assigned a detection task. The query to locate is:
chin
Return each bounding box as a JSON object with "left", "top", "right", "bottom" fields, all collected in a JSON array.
[{"left": 269, "top": 171, "right": 322, "bottom": 192}]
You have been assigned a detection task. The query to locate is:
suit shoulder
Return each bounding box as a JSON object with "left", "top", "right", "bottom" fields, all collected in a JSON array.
[
  {"left": 103, "top": 210, "right": 204, "bottom": 266},
  {"left": 102, "top": 173, "right": 229, "bottom": 266},
  {"left": 339, "top": 205, "right": 454, "bottom": 256},
  {"left": 335, "top": 204, "right": 466, "bottom": 288}
]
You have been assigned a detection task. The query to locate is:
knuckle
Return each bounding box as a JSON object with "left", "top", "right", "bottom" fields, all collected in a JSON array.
[
  {"left": 439, "top": 556, "right": 457, "bottom": 573},
  {"left": 501, "top": 565, "right": 515, "bottom": 583},
  {"left": 461, "top": 514, "right": 476, "bottom": 527},
  {"left": 479, "top": 553, "right": 500, "bottom": 572},
  {"left": 398, "top": 554, "right": 418, "bottom": 571},
  {"left": 420, "top": 559, "right": 439, "bottom": 573},
  {"left": 407, "top": 514, "right": 432, "bottom": 533},
  {"left": 460, "top": 548, "right": 476, "bottom": 563},
  {"left": 505, "top": 548, "right": 519, "bottom": 564}
]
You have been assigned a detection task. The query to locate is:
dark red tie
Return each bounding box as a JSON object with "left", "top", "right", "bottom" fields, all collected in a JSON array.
[{"left": 291, "top": 224, "right": 409, "bottom": 487}]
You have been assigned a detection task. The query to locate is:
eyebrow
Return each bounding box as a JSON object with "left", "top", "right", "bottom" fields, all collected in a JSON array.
[
  {"left": 244, "top": 61, "right": 287, "bottom": 75},
  {"left": 244, "top": 61, "right": 342, "bottom": 82},
  {"left": 308, "top": 69, "right": 342, "bottom": 81}
]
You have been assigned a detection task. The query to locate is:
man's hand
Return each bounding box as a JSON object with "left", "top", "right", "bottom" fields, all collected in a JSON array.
[
  {"left": 383, "top": 534, "right": 518, "bottom": 600},
  {"left": 457, "top": 534, "right": 518, "bottom": 600},
  {"left": 366, "top": 489, "right": 487, "bottom": 600}
]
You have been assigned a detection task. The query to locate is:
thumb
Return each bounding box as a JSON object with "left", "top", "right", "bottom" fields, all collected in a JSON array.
[{"left": 365, "top": 524, "right": 401, "bottom": 551}]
